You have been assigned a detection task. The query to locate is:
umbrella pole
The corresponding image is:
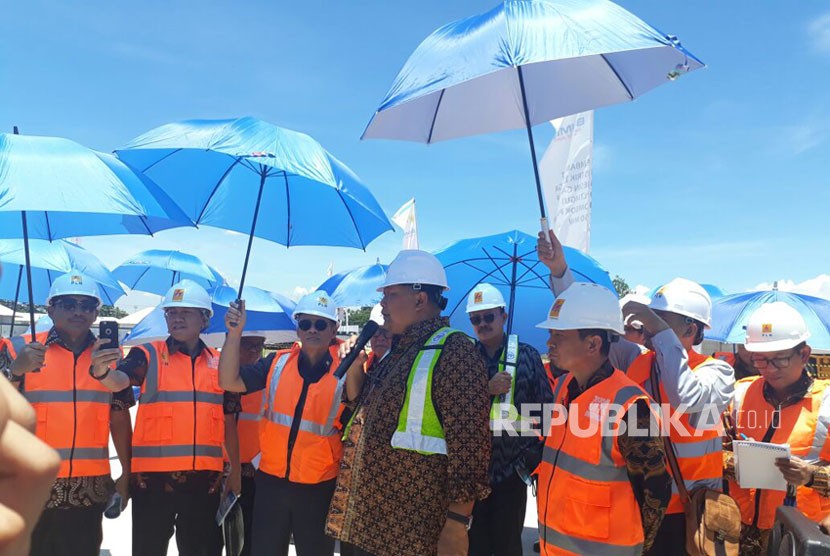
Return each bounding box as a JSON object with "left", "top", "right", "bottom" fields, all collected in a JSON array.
[
  {"left": 20, "top": 211, "right": 38, "bottom": 339},
  {"left": 517, "top": 66, "right": 549, "bottom": 234},
  {"left": 9, "top": 266, "right": 23, "bottom": 337},
  {"left": 237, "top": 168, "right": 268, "bottom": 301},
  {"left": 506, "top": 243, "right": 519, "bottom": 336}
]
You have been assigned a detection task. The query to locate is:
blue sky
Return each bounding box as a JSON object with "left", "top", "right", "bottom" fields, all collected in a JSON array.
[{"left": 2, "top": 1, "right": 829, "bottom": 310}]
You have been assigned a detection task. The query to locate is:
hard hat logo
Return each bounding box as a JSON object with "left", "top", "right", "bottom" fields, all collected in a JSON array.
[
  {"left": 550, "top": 299, "right": 565, "bottom": 319},
  {"left": 70, "top": 275, "right": 83, "bottom": 285},
  {"left": 318, "top": 296, "right": 328, "bottom": 307},
  {"left": 474, "top": 291, "right": 483, "bottom": 304},
  {"left": 761, "top": 324, "right": 773, "bottom": 335},
  {"left": 172, "top": 289, "right": 185, "bottom": 302}
]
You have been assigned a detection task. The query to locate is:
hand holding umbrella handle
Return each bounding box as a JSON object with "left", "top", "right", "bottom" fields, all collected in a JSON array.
[{"left": 227, "top": 300, "right": 245, "bottom": 329}]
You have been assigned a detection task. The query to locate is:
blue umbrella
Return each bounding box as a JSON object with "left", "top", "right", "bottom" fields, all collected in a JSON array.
[
  {"left": 706, "top": 290, "right": 830, "bottom": 351},
  {"left": 0, "top": 129, "right": 194, "bottom": 333},
  {"left": 124, "top": 284, "right": 297, "bottom": 348},
  {"left": 317, "top": 262, "right": 388, "bottom": 307},
  {"left": 363, "top": 0, "right": 703, "bottom": 223},
  {"left": 113, "top": 249, "right": 225, "bottom": 296},
  {"left": 0, "top": 239, "right": 125, "bottom": 334},
  {"left": 434, "top": 229, "right": 615, "bottom": 353},
  {"left": 115, "top": 117, "right": 393, "bottom": 296}
]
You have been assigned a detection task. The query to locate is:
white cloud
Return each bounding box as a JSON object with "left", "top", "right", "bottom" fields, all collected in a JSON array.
[
  {"left": 291, "top": 286, "right": 310, "bottom": 301},
  {"left": 808, "top": 12, "right": 830, "bottom": 54},
  {"left": 753, "top": 274, "right": 830, "bottom": 300},
  {"left": 782, "top": 124, "right": 826, "bottom": 155}
]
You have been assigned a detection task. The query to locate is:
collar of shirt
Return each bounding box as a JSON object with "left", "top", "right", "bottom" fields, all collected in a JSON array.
[
  {"left": 392, "top": 316, "right": 451, "bottom": 351},
  {"left": 565, "top": 360, "right": 615, "bottom": 404},
  {"left": 45, "top": 327, "right": 97, "bottom": 355},
  {"left": 762, "top": 369, "right": 814, "bottom": 408},
  {"left": 475, "top": 336, "right": 507, "bottom": 379},
  {"left": 296, "top": 348, "right": 333, "bottom": 383},
  {"left": 165, "top": 336, "right": 208, "bottom": 358}
]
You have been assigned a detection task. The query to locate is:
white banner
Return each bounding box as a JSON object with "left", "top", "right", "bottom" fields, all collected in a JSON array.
[
  {"left": 539, "top": 111, "right": 593, "bottom": 253},
  {"left": 391, "top": 198, "right": 419, "bottom": 249}
]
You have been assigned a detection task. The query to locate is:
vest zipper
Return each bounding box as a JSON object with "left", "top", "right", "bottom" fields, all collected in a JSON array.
[
  {"left": 751, "top": 403, "right": 781, "bottom": 528},
  {"left": 285, "top": 380, "right": 311, "bottom": 480},
  {"left": 191, "top": 357, "right": 197, "bottom": 470},
  {"left": 69, "top": 353, "right": 80, "bottom": 479},
  {"left": 542, "top": 403, "right": 569, "bottom": 549}
]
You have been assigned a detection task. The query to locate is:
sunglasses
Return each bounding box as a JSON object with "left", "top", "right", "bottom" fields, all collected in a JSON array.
[
  {"left": 298, "top": 319, "right": 329, "bottom": 332},
  {"left": 469, "top": 313, "right": 498, "bottom": 326},
  {"left": 52, "top": 299, "right": 99, "bottom": 313}
]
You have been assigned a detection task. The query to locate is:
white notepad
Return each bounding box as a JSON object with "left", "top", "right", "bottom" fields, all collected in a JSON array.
[{"left": 733, "top": 440, "right": 791, "bottom": 492}]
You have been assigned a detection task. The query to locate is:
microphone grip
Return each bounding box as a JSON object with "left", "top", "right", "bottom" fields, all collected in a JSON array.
[{"left": 333, "top": 320, "right": 379, "bottom": 379}]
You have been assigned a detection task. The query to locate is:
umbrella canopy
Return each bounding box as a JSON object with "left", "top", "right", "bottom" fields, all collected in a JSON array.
[
  {"left": 706, "top": 290, "right": 830, "bottom": 351},
  {"left": 114, "top": 249, "right": 225, "bottom": 296},
  {"left": 123, "top": 285, "right": 297, "bottom": 348},
  {"left": 434, "top": 229, "right": 614, "bottom": 353},
  {"left": 363, "top": 0, "right": 702, "bottom": 220},
  {"left": 115, "top": 117, "right": 393, "bottom": 295},
  {"left": 0, "top": 131, "right": 194, "bottom": 333},
  {"left": 0, "top": 239, "right": 125, "bottom": 306},
  {"left": 317, "top": 262, "right": 388, "bottom": 307}
]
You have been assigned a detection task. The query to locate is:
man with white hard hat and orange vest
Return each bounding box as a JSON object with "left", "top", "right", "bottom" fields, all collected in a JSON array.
[
  {"left": 222, "top": 331, "right": 267, "bottom": 556},
  {"left": 725, "top": 302, "right": 830, "bottom": 555},
  {"left": 536, "top": 282, "right": 671, "bottom": 556},
  {"left": 326, "top": 249, "right": 491, "bottom": 556},
  {"left": 464, "top": 282, "right": 551, "bottom": 556},
  {"left": 92, "top": 280, "right": 236, "bottom": 556},
  {"left": 219, "top": 291, "right": 346, "bottom": 556},
  {"left": 537, "top": 229, "right": 735, "bottom": 555},
  {"left": 3, "top": 272, "right": 133, "bottom": 556}
]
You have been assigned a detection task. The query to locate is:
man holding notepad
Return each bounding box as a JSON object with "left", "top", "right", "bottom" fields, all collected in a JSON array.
[{"left": 725, "top": 301, "right": 830, "bottom": 555}]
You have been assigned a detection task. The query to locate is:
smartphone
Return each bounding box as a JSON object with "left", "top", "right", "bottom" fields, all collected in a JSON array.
[
  {"left": 215, "top": 491, "right": 239, "bottom": 526},
  {"left": 99, "top": 321, "right": 119, "bottom": 349}
]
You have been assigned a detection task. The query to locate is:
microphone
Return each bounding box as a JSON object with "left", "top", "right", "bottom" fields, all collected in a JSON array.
[{"left": 333, "top": 320, "right": 379, "bottom": 379}]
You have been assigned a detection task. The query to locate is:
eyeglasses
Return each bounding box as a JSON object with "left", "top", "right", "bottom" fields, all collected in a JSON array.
[
  {"left": 52, "top": 299, "right": 99, "bottom": 313},
  {"left": 469, "top": 313, "right": 497, "bottom": 326},
  {"left": 751, "top": 350, "right": 801, "bottom": 370},
  {"left": 298, "top": 319, "right": 329, "bottom": 332},
  {"left": 240, "top": 342, "right": 265, "bottom": 352}
]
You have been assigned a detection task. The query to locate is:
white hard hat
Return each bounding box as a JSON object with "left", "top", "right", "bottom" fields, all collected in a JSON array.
[
  {"left": 466, "top": 283, "right": 506, "bottom": 313},
  {"left": 537, "top": 283, "right": 624, "bottom": 335},
  {"left": 292, "top": 291, "right": 338, "bottom": 322},
  {"left": 46, "top": 272, "right": 102, "bottom": 306},
  {"left": 241, "top": 331, "right": 267, "bottom": 339},
  {"left": 378, "top": 250, "right": 449, "bottom": 291},
  {"left": 744, "top": 302, "right": 810, "bottom": 353},
  {"left": 624, "top": 314, "right": 644, "bottom": 331},
  {"left": 369, "top": 304, "right": 384, "bottom": 326},
  {"left": 649, "top": 278, "right": 712, "bottom": 328},
  {"left": 161, "top": 280, "right": 213, "bottom": 317}
]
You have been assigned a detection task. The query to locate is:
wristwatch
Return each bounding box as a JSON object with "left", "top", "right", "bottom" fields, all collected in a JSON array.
[{"left": 446, "top": 510, "right": 473, "bottom": 531}]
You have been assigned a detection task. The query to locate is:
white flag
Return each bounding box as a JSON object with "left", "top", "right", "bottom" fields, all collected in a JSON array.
[
  {"left": 391, "top": 198, "right": 419, "bottom": 249},
  {"left": 539, "top": 111, "right": 593, "bottom": 253}
]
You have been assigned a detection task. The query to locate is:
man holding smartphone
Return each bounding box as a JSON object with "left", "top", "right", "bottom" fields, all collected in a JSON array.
[{"left": 2, "top": 272, "right": 134, "bottom": 556}]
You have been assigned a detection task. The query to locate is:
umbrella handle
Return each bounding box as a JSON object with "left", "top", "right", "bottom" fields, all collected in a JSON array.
[{"left": 540, "top": 216, "right": 549, "bottom": 236}]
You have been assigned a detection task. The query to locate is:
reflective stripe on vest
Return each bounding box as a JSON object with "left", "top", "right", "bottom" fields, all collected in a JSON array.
[
  {"left": 538, "top": 523, "right": 643, "bottom": 556},
  {"left": 133, "top": 445, "right": 224, "bottom": 458},
  {"left": 55, "top": 447, "right": 110, "bottom": 460},
  {"left": 239, "top": 412, "right": 260, "bottom": 422},
  {"left": 391, "top": 327, "right": 462, "bottom": 456},
  {"left": 24, "top": 390, "right": 113, "bottom": 404},
  {"left": 490, "top": 334, "right": 520, "bottom": 429}
]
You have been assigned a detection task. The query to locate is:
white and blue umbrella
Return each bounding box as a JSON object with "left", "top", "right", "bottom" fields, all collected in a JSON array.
[
  {"left": 113, "top": 249, "right": 225, "bottom": 296},
  {"left": 123, "top": 285, "right": 297, "bottom": 348},
  {"left": 316, "top": 262, "right": 387, "bottom": 308},
  {"left": 706, "top": 290, "right": 830, "bottom": 351},
  {"left": 364, "top": 0, "right": 703, "bottom": 223}
]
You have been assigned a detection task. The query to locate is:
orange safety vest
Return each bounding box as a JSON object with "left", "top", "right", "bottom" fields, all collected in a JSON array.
[
  {"left": 238, "top": 390, "right": 263, "bottom": 464},
  {"left": 132, "top": 340, "right": 225, "bottom": 473},
  {"left": 259, "top": 342, "right": 345, "bottom": 484},
  {"left": 730, "top": 376, "right": 830, "bottom": 529},
  {"left": 627, "top": 349, "right": 723, "bottom": 514},
  {"left": 9, "top": 333, "right": 112, "bottom": 479},
  {"left": 537, "top": 369, "right": 652, "bottom": 556}
]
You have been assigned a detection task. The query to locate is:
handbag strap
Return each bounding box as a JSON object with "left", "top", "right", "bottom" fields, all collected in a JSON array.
[{"left": 649, "top": 360, "right": 691, "bottom": 505}]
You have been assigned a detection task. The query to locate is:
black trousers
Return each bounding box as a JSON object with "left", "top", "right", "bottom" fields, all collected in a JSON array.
[
  {"left": 645, "top": 512, "right": 687, "bottom": 556},
  {"left": 239, "top": 475, "right": 256, "bottom": 556},
  {"left": 250, "top": 471, "right": 336, "bottom": 556},
  {"left": 131, "top": 481, "right": 223, "bottom": 556},
  {"left": 468, "top": 473, "right": 527, "bottom": 556},
  {"left": 30, "top": 506, "right": 104, "bottom": 556}
]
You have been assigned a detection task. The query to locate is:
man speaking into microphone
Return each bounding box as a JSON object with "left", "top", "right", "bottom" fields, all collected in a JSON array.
[{"left": 219, "top": 291, "right": 346, "bottom": 556}]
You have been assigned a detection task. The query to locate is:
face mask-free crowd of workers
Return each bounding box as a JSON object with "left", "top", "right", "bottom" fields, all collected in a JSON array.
[{"left": 4, "top": 228, "right": 827, "bottom": 556}]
